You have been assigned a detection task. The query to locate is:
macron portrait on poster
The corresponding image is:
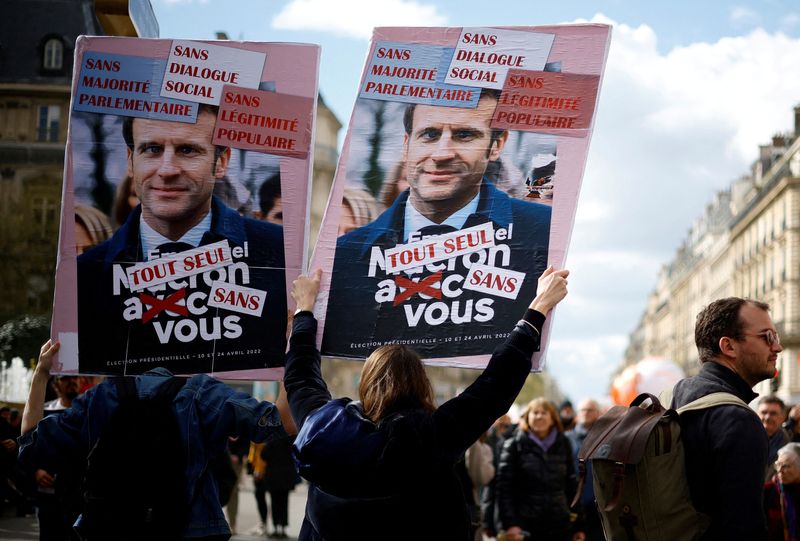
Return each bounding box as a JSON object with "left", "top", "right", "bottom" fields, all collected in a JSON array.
[
  {"left": 52, "top": 36, "right": 319, "bottom": 378},
  {"left": 313, "top": 25, "right": 610, "bottom": 369}
]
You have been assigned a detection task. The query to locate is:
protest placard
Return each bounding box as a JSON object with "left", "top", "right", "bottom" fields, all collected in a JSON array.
[
  {"left": 52, "top": 36, "right": 319, "bottom": 378},
  {"left": 312, "top": 25, "right": 610, "bottom": 369}
]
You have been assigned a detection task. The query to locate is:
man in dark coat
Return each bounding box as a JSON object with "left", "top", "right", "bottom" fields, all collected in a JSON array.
[
  {"left": 78, "top": 106, "right": 287, "bottom": 375},
  {"left": 323, "top": 90, "right": 551, "bottom": 359},
  {"left": 671, "top": 297, "right": 783, "bottom": 540}
]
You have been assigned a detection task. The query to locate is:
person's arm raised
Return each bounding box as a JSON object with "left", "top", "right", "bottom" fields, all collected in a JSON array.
[
  {"left": 284, "top": 270, "right": 332, "bottom": 426},
  {"left": 274, "top": 270, "right": 322, "bottom": 436},
  {"left": 21, "top": 340, "right": 59, "bottom": 434},
  {"left": 433, "top": 266, "right": 570, "bottom": 458},
  {"left": 275, "top": 381, "right": 297, "bottom": 436},
  {"left": 292, "top": 269, "right": 321, "bottom": 313},
  {"left": 529, "top": 266, "right": 569, "bottom": 317}
]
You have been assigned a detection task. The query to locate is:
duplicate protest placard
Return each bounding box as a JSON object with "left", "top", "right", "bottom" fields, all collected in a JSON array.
[
  {"left": 311, "top": 25, "right": 610, "bottom": 369},
  {"left": 52, "top": 36, "right": 319, "bottom": 379}
]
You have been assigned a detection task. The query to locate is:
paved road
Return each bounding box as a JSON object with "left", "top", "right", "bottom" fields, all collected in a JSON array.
[
  {"left": 0, "top": 474, "right": 309, "bottom": 541},
  {"left": 230, "top": 474, "right": 308, "bottom": 539}
]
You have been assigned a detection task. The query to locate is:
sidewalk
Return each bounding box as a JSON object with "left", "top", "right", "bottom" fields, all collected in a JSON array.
[
  {"left": 0, "top": 477, "right": 308, "bottom": 541},
  {"left": 231, "top": 476, "right": 307, "bottom": 540},
  {"left": 0, "top": 509, "right": 38, "bottom": 541}
]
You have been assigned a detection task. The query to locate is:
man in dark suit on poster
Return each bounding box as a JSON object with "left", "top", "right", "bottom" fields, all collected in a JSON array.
[
  {"left": 78, "top": 105, "right": 287, "bottom": 375},
  {"left": 323, "top": 90, "right": 551, "bottom": 359}
]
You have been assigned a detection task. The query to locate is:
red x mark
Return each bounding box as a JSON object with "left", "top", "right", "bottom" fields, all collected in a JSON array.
[
  {"left": 140, "top": 289, "right": 188, "bottom": 323},
  {"left": 393, "top": 272, "right": 442, "bottom": 306}
]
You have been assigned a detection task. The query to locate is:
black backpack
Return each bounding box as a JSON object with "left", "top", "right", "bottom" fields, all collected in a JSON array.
[{"left": 80, "top": 376, "right": 188, "bottom": 541}]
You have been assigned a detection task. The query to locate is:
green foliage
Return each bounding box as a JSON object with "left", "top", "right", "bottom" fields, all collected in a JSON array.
[{"left": 0, "top": 314, "right": 49, "bottom": 366}]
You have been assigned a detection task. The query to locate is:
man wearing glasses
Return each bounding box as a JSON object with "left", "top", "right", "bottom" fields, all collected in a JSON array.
[{"left": 671, "top": 298, "right": 782, "bottom": 540}]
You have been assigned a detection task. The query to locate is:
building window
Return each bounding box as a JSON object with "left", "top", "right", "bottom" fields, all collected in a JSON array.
[
  {"left": 31, "top": 196, "right": 58, "bottom": 239},
  {"left": 37, "top": 105, "right": 60, "bottom": 142},
  {"left": 43, "top": 38, "right": 63, "bottom": 70}
]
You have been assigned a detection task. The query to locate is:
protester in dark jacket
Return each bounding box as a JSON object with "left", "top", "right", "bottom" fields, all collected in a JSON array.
[
  {"left": 18, "top": 341, "right": 294, "bottom": 540},
  {"left": 671, "top": 297, "right": 781, "bottom": 540},
  {"left": 284, "top": 267, "right": 570, "bottom": 541},
  {"left": 496, "top": 398, "right": 578, "bottom": 541}
]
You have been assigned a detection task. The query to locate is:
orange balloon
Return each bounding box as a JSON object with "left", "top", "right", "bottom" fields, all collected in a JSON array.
[
  {"left": 610, "top": 359, "right": 686, "bottom": 406},
  {"left": 611, "top": 365, "right": 639, "bottom": 406}
]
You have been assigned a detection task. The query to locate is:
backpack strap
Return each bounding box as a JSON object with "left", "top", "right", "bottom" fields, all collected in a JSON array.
[
  {"left": 658, "top": 388, "right": 674, "bottom": 408},
  {"left": 572, "top": 461, "right": 585, "bottom": 509},
  {"left": 660, "top": 387, "right": 750, "bottom": 414},
  {"left": 676, "top": 392, "right": 750, "bottom": 414}
]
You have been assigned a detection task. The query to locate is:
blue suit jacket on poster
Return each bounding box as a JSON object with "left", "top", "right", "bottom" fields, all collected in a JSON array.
[
  {"left": 77, "top": 196, "right": 287, "bottom": 375},
  {"left": 322, "top": 180, "right": 551, "bottom": 359}
]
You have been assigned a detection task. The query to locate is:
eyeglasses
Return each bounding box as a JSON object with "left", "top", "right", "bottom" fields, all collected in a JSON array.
[
  {"left": 775, "top": 461, "right": 795, "bottom": 472},
  {"left": 743, "top": 330, "right": 780, "bottom": 346}
]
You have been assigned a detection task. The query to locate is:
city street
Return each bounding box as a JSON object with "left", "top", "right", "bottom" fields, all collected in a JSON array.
[{"left": 0, "top": 474, "right": 309, "bottom": 540}]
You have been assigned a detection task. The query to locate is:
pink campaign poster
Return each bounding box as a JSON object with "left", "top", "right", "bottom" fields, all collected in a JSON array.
[
  {"left": 312, "top": 25, "right": 610, "bottom": 369},
  {"left": 51, "top": 36, "right": 319, "bottom": 379}
]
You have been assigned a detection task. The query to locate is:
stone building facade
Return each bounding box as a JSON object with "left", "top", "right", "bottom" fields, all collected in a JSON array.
[
  {"left": 623, "top": 106, "right": 800, "bottom": 402},
  {"left": 0, "top": 0, "right": 103, "bottom": 322}
]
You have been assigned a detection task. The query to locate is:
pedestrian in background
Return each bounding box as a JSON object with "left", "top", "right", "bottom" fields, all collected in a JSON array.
[
  {"left": 558, "top": 400, "right": 576, "bottom": 432},
  {"left": 496, "top": 398, "right": 579, "bottom": 541},
  {"left": 482, "top": 414, "right": 516, "bottom": 538},
  {"left": 223, "top": 435, "right": 250, "bottom": 535},
  {"left": 247, "top": 441, "right": 270, "bottom": 536},
  {"left": 466, "top": 434, "right": 495, "bottom": 541},
  {"left": 763, "top": 442, "right": 800, "bottom": 541},
  {"left": 565, "top": 399, "right": 602, "bottom": 541},
  {"left": 261, "top": 435, "right": 299, "bottom": 538},
  {"left": 760, "top": 396, "right": 792, "bottom": 482}
]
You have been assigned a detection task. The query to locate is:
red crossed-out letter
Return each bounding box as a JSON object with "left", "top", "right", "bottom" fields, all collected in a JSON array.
[
  {"left": 140, "top": 289, "right": 189, "bottom": 323},
  {"left": 393, "top": 272, "right": 443, "bottom": 306}
]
